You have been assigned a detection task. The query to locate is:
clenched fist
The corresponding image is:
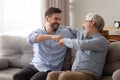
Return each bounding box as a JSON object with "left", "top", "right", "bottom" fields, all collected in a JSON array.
[
  {"left": 51, "top": 35, "right": 62, "bottom": 42},
  {"left": 58, "top": 39, "right": 64, "bottom": 47}
]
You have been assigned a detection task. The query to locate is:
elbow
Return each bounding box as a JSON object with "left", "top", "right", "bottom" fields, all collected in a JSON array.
[
  {"left": 27, "top": 37, "right": 36, "bottom": 44},
  {"left": 34, "top": 37, "right": 39, "bottom": 43},
  {"left": 79, "top": 43, "right": 86, "bottom": 50}
]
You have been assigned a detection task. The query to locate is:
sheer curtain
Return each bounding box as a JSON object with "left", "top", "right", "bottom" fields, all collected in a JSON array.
[
  {"left": 0, "top": 0, "right": 70, "bottom": 36},
  {"left": 40, "top": 0, "right": 70, "bottom": 26},
  {"left": 39, "top": 0, "right": 48, "bottom": 27},
  {"left": 0, "top": 0, "right": 48, "bottom": 36}
]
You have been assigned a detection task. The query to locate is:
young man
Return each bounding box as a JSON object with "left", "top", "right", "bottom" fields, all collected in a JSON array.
[
  {"left": 47, "top": 13, "right": 109, "bottom": 80},
  {"left": 13, "top": 7, "right": 75, "bottom": 80}
]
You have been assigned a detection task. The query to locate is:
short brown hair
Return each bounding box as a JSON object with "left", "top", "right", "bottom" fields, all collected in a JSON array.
[{"left": 45, "top": 7, "right": 62, "bottom": 17}]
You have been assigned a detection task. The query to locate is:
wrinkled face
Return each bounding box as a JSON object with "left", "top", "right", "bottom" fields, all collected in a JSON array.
[
  {"left": 83, "top": 18, "right": 94, "bottom": 31},
  {"left": 46, "top": 13, "right": 61, "bottom": 31}
]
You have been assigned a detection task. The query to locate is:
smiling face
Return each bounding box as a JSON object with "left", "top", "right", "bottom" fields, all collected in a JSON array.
[
  {"left": 46, "top": 13, "right": 62, "bottom": 31},
  {"left": 84, "top": 13, "right": 105, "bottom": 33},
  {"left": 83, "top": 18, "right": 95, "bottom": 31}
]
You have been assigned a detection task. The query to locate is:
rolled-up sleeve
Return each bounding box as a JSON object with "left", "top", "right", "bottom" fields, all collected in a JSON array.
[{"left": 27, "top": 29, "right": 40, "bottom": 44}]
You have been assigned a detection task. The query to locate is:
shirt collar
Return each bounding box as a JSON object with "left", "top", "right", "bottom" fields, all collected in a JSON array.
[
  {"left": 43, "top": 26, "right": 61, "bottom": 35},
  {"left": 91, "top": 33, "right": 101, "bottom": 38}
]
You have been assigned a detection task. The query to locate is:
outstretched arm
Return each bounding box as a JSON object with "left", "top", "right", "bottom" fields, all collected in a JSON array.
[
  {"left": 35, "top": 34, "right": 62, "bottom": 42},
  {"left": 63, "top": 26, "right": 79, "bottom": 36}
]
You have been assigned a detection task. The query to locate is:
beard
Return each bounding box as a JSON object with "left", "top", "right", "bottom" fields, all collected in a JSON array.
[{"left": 50, "top": 23, "right": 60, "bottom": 31}]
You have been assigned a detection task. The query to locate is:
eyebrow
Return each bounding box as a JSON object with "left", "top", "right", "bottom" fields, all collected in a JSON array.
[{"left": 85, "top": 20, "right": 93, "bottom": 22}]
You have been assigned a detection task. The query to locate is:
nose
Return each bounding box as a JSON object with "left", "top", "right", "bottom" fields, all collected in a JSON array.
[{"left": 56, "top": 19, "right": 61, "bottom": 24}]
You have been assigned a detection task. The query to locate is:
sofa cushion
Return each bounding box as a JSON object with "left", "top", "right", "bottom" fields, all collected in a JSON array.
[
  {"left": 62, "top": 48, "right": 71, "bottom": 71},
  {"left": 101, "top": 76, "right": 112, "bottom": 80},
  {"left": 0, "top": 58, "right": 9, "bottom": 69},
  {"left": 0, "top": 68, "right": 21, "bottom": 80},
  {"left": 103, "top": 41, "right": 120, "bottom": 75},
  {"left": 0, "top": 35, "right": 34, "bottom": 68}
]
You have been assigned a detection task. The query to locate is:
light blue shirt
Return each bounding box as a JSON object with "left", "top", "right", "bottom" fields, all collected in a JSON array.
[
  {"left": 62, "top": 31, "right": 109, "bottom": 78},
  {"left": 27, "top": 26, "right": 74, "bottom": 72}
]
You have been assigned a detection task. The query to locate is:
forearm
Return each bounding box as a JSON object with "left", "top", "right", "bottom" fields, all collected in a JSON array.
[
  {"left": 35, "top": 34, "right": 53, "bottom": 42},
  {"left": 63, "top": 26, "right": 79, "bottom": 36},
  {"left": 62, "top": 38, "right": 78, "bottom": 49},
  {"left": 62, "top": 38, "right": 108, "bottom": 51},
  {"left": 60, "top": 38, "right": 91, "bottom": 49},
  {"left": 27, "top": 29, "right": 62, "bottom": 43},
  {"left": 35, "top": 34, "right": 62, "bottom": 42}
]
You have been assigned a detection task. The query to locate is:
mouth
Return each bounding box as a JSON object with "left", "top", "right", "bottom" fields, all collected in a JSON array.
[
  {"left": 53, "top": 23, "right": 59, "bottom": 27},
  {"left": 51, "top": 23, "right": 60, "bottom": 31},
  {"left": 52, "top": 23, "right": 60, "bottom": 29}
]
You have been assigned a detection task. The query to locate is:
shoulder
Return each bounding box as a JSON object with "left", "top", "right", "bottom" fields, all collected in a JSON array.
[
  {"left": 95, "top": 35, "right": 109, "bottom": 46},
  {"left": 100, "top": 36, "right": 109, "bottom": 44},
  {"left": 58, "top": 26, "right": 75, "bottom": 38},
  {"left": 59, "top": 26, "right": 72, "bottom": 32},
  {"left": 59, "top": 26, "right": 69, "bottom": 30},
  {"left": 59, "top": 26, "right": 80, "bottom": 32}
]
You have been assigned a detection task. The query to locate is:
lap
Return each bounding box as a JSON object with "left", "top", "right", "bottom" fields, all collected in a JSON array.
[
  {"left": 14, "top": 65, "right": 51, "bottom": 80},
  {"left": 47, "top": 71, "right": 96, "bottom": 80},
  {"left": 60, "top": 71, "right": 94, "bottom": 80},
  {"left": 31, "top": 70, "right": 51, "bottom": 80}
]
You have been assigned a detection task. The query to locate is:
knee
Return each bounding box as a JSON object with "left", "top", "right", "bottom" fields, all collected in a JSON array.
[
  {"left": 13, "top": 72, "right": 23, "bottom": 80},
  {"left": 47, "top": 72, "right": 57, "bottom": 80},
  {"left": 112, "top": 70, "right": 120, "bottom": 80},
  {"left": 59, "top": 72, "right": 70, "bottom": 80}
]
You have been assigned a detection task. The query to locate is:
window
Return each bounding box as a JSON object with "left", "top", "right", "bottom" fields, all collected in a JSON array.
[{"left": 0, "top": 0, "right": 42, "bottom": 36}]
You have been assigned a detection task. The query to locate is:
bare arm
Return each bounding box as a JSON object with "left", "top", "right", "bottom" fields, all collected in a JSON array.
[{"left": 35, "top": 34, "right": 62, "bottom": 42}]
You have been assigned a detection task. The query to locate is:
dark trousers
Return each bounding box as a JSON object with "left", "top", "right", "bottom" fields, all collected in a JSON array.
[{"left": 13, "top": 65, "right": 51, "bottom": 80}]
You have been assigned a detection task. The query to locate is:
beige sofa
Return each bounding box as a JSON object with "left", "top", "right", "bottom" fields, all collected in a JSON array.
[{"left": 0, "top": 35, "right": 120, "bottom": 80}]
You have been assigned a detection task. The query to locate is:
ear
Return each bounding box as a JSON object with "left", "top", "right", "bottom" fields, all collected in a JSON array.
[
  {"left": 92, "top": 22, "right": 95, "bottom": 27},
  {"left": 45, "top": 16, "right": 50, "bottom": 22}
]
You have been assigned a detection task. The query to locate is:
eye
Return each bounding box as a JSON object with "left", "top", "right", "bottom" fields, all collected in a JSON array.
[
  {"left": 59, "top": 18, "right": 61, "bottom": 21},
  {"left": 54, "top": 17, "right": 61, "bottom": 21}
]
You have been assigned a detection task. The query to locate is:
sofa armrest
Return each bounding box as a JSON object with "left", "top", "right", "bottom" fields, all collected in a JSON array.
[
  {"left": 112, "top": 69, "right": 120, "bottom": 80},
  {"left": 0, "top": 58, "right": 9, "bottom": 69}
]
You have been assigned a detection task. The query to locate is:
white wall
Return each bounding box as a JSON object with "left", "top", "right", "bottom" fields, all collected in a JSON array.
[{"left": 70, "top": 0, "right": 120, "bottom": 29}]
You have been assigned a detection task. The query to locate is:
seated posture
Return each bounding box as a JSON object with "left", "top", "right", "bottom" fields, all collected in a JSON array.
[
  {"left": 47, "top": 13, "right": 109, "bottom": 80},
  {"left": 13, "top": 7, "right": 75, "bottom": 80}
]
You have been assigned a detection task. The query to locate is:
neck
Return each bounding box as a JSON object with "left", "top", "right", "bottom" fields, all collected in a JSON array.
[
  {"left": 88, "top": 28, "right": 99, "bottom": 36},
  {"left": 45, "top": 24, "right": 54, "bottom": 34}
]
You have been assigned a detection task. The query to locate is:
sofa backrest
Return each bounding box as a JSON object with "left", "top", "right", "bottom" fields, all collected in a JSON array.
[
  {"left": 0, "top": 35, "right": 74, "bottom": 70},
  {"left": 0, "top": 35, "right": 34, "bottom": 68},
  {"left": 103, "top": 41, "right": 120, "bottom": 76}
]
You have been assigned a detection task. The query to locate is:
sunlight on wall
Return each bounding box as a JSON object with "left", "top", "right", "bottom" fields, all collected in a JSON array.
[{"left": 0, "top": 0, "right": 42, "bottom": 36}]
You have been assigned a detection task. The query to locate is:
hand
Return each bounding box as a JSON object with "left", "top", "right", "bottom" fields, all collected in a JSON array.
[
  {"left": 51, "top": 35, "right": 62, "bottom": 42},
  {"left": 84, "top": 30, "right": 89, "bottom": 38},
  {"left": 58, "top": 39, "right": 64, "bottom": 47}
]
